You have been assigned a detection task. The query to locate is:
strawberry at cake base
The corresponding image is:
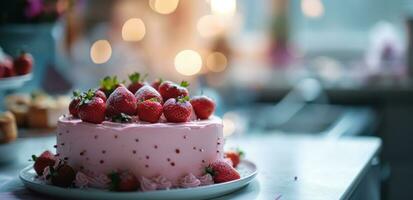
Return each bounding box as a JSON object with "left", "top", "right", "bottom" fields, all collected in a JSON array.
[{"left": 56, "top": 116, "right": 224, "bottom": 186}]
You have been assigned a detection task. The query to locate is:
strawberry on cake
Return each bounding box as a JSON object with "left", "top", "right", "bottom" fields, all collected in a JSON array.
[{"left": 32, "top": 73, "right": 242, "bottom": 191}]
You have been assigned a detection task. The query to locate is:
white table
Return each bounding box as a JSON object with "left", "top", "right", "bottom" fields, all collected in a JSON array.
[{"left": 0, "top": 134, "right": 381, "bottom": 200}]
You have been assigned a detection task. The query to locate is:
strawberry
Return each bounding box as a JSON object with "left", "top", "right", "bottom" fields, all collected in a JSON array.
[
  {"left": 99, "top": 76, "right": 124, "bottom": 97},
  {"left": 163, "top": 96, "right": 192, "bottom": 123},
  {"left": 158, "top": 81, "right": 189, "bottom": 101},
  {"left": 78, "top": 90, "right": 106, "bottom": 124},
  {"left": 13, "top": 51, "right": 33, "bottom": 75},
  {"left": 190, "top": 96, "right": 215, "bottom": 119},
  {"left": 151, "top": 78, "right": 163, "bottom": 91},
  {"left": 94, "top": 89, "right": 107, "bottom": 102},
  {"left": 205, "top": 160, "right": 240, "bottom": 183},
  {"left": 109, "top": 171, "right": 138, "bottom": 191},
  {"left": 224, "top": 150, "right": 244, "bottom": 168},
  {"left": 32, "top": 150, "right": 55, "bottom": 176},
  {"left": 69, "top": 90, "right": 106, "bottom": 118},
  {"left": 135, "top": 85, "right": 163, "bottom": 103},
  {"left": 127, "top": 72, "right": 148, "bottom": 94},
  {"left": 137, "top": 98, "right": 163, "bottom": 123},
  {"left": 106, "top": 86, "right": 137, "bottom": 117},
  {"left": 69, "top": 90, "right": 81, "bottom": 117},
  {"left": 0, "top": 56, "right": 13, "bottom": 78},
  {"left": 224, "top": 158, "right": 234, "bottom": 167},
  {"left": 51, "top": 163, "right": 76, "bottom": 187}
]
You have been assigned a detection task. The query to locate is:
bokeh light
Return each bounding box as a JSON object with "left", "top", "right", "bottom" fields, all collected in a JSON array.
[
  {"left": 174, "top": 50, "right": 202, "bottom": 76},
  {"left": 149, "top": 0, "right": 179, "bottom": 15},
  {"left": 90, "top": 40, "right": 112, "bottom": 64},
  {"left": 206, "top": 52, "right": 228, "bottom": 72},
  {"left": 301, "top": 0, "right": 324, "bottom": 18},
  {"left": 223, "top": 118, "right": 235, "bottom": 137},
  {"left": 122, "top": 18, "right": 146, "bottom": 42},
  {"left": 210, "top": 0, "right": 236, "bottom": 16},
  {"left": 223, "top": 112, "right": 238, "bottom": 137},
  {"left": 197, "top": 15, "right": 226, "bottom": 38}
]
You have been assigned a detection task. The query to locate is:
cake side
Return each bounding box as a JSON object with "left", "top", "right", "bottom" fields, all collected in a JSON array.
[{"left": 56, "top": 115, "right": 224, "bottom": 185}]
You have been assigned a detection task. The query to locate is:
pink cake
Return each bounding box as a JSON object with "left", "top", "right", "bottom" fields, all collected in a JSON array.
[
  {"left": 31, "top": 75, "right": 242, "bottom": 191},
  {"left": 56, "top": 115, "right": 224, "bottom": 186}
]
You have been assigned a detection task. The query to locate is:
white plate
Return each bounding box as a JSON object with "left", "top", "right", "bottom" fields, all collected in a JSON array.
[
  {"left": 0, "top": 73, "right": 32, "bottom": 90},
  {"left": 19, "top": 160, "right": 257, "bottom": 200}
]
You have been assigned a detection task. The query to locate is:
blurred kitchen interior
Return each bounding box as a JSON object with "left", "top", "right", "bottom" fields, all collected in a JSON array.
[{"left": 1, "top": 0, "right": 413, "bottom": 199}]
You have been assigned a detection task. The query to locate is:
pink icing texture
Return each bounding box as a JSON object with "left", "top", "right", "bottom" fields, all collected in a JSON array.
[
  {"left": 88, "top": 174, "right": 111, "bottom": 189},
  {"left": 56, "top": 115, "right": 224, "bottom": 185},
  {"left": 81, "top": 169, "right": 111, "bottom": 189},
  {"left": 179, "top": 173, "right": 201, "bottom": 188},
  {"left": 72, "top": 170, "right": 111, "bottom": 189},
  {"left": 140, "top": 176, "right": 157, "bottom": 192},
  {"left": 152, "top": 175, "right": 172, "bottom": 190},
  {"left": 74, "top": 172, "right": 90, "bottom": 188},
  {"left": 198, "top": 174, "right": 214, "bottom": 186}
]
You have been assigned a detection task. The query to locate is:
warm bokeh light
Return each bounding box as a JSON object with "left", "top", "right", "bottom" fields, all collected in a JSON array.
[
  {"left": 301, "top": 0, "right": 324, "bottom": 18},
  {"left": 206, "top": 52, "right": 228, "bottom": 72},
  {"left": 223, "top": 118, "right": 236, "bottom": 137},
  {"left": 149, "top": 0, "right": 179, "bottom": 15},
  {"left": 122, "top": 18, "right": 146, "bottom": 42},
  {"left": 174, "top": 50, "right": 202, "bottom": 76},
  {"left": 197, "top": 15, "right": 226, "bottom": 38},
  {"left": 90, "top": 40, "right": 112, "bottom": 64},
  {"left": 210, "top": 0, "right": 236, "bottom": 16},
  {"left": 223, "top": 112, "right": 238, "bottom": 137}
]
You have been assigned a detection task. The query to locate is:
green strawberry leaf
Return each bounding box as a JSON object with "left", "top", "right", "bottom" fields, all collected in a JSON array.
[
  {"left": 129, "top": 72, "right": 148, "bottom": 84},
  {"left": 100, "top": 76, "right": 120, "bottom": 95},
  {"left": 111, "top": 113, "right": 132, "bottom": 123},
  {"left": 205, "top": 166, "right": 215, "bottom": 176},
  {"left": 128, "top": 73, "right": 141, "bottom": 84},
  {"left": 180, "top": 81, "right": 190, "bottom": 88},
  {"left": 237, "top": 148, "right": 245, "bottom": 158},
  {"left": 78, "top": 89, "right": 97, "bottom": 106},
  {"left": 177, "top": 96, "right": 190, "bottom": 103},
  {"left": 109, "top": 172, "right": 121, "bottom": 191},
  {"left": 72, "top": 90, "right": 81, "bottom": 98},
  {"left": 147, "top": 97, "right": 160, "bottom": 102},
  {"left": 31, "top": 155, "right": 37, "bottom": 162}
]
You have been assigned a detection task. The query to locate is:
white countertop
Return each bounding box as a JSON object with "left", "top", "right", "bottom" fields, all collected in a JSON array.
[{"left": 0, "top": 134, "right": 381, "bottom": 200}]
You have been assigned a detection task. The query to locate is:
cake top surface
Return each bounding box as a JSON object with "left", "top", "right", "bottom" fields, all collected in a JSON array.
[{"left": 59, "top": 115, "right": 222, "bottom": 129}]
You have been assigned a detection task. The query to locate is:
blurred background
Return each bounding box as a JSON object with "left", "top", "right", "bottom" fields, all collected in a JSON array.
[{"left": 0, "top": 0, "right": 413, "bottom": 199}]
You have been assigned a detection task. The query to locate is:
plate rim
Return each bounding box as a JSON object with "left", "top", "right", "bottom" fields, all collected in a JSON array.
[
  {"left": 0, "top": 73, "right": 32, "bottom": 81},
  {"left": 19, "top": 160, "right": 258, "bottom": 199}
]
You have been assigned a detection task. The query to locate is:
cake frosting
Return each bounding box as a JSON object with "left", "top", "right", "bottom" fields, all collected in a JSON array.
[
  {"left": 152, "top": 175, "right": 172, "bottom": 190},
  {"left": 178, "top": 173, "right": 201, "bottom": 188},
  {"left": 74, "top": 172, "right": 90, "bottom": 188},
  {"left": 139, "top": 176, "right": 157, "bottom": 191},
  {"left": 56, "top": 115, "right": 224, "bottom": 186},
  {"left": 198, "top": 173, "right": 214, "bottom": 186}
]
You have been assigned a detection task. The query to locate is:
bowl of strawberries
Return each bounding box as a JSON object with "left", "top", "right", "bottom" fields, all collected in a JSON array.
[{"left": 0, "top": 47, "right": 33, "bottom": 90}]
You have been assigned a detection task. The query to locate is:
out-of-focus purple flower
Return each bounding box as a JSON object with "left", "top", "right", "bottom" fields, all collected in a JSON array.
[{"left": 25, "top": 0, "right": 44, "bottom": 19}]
